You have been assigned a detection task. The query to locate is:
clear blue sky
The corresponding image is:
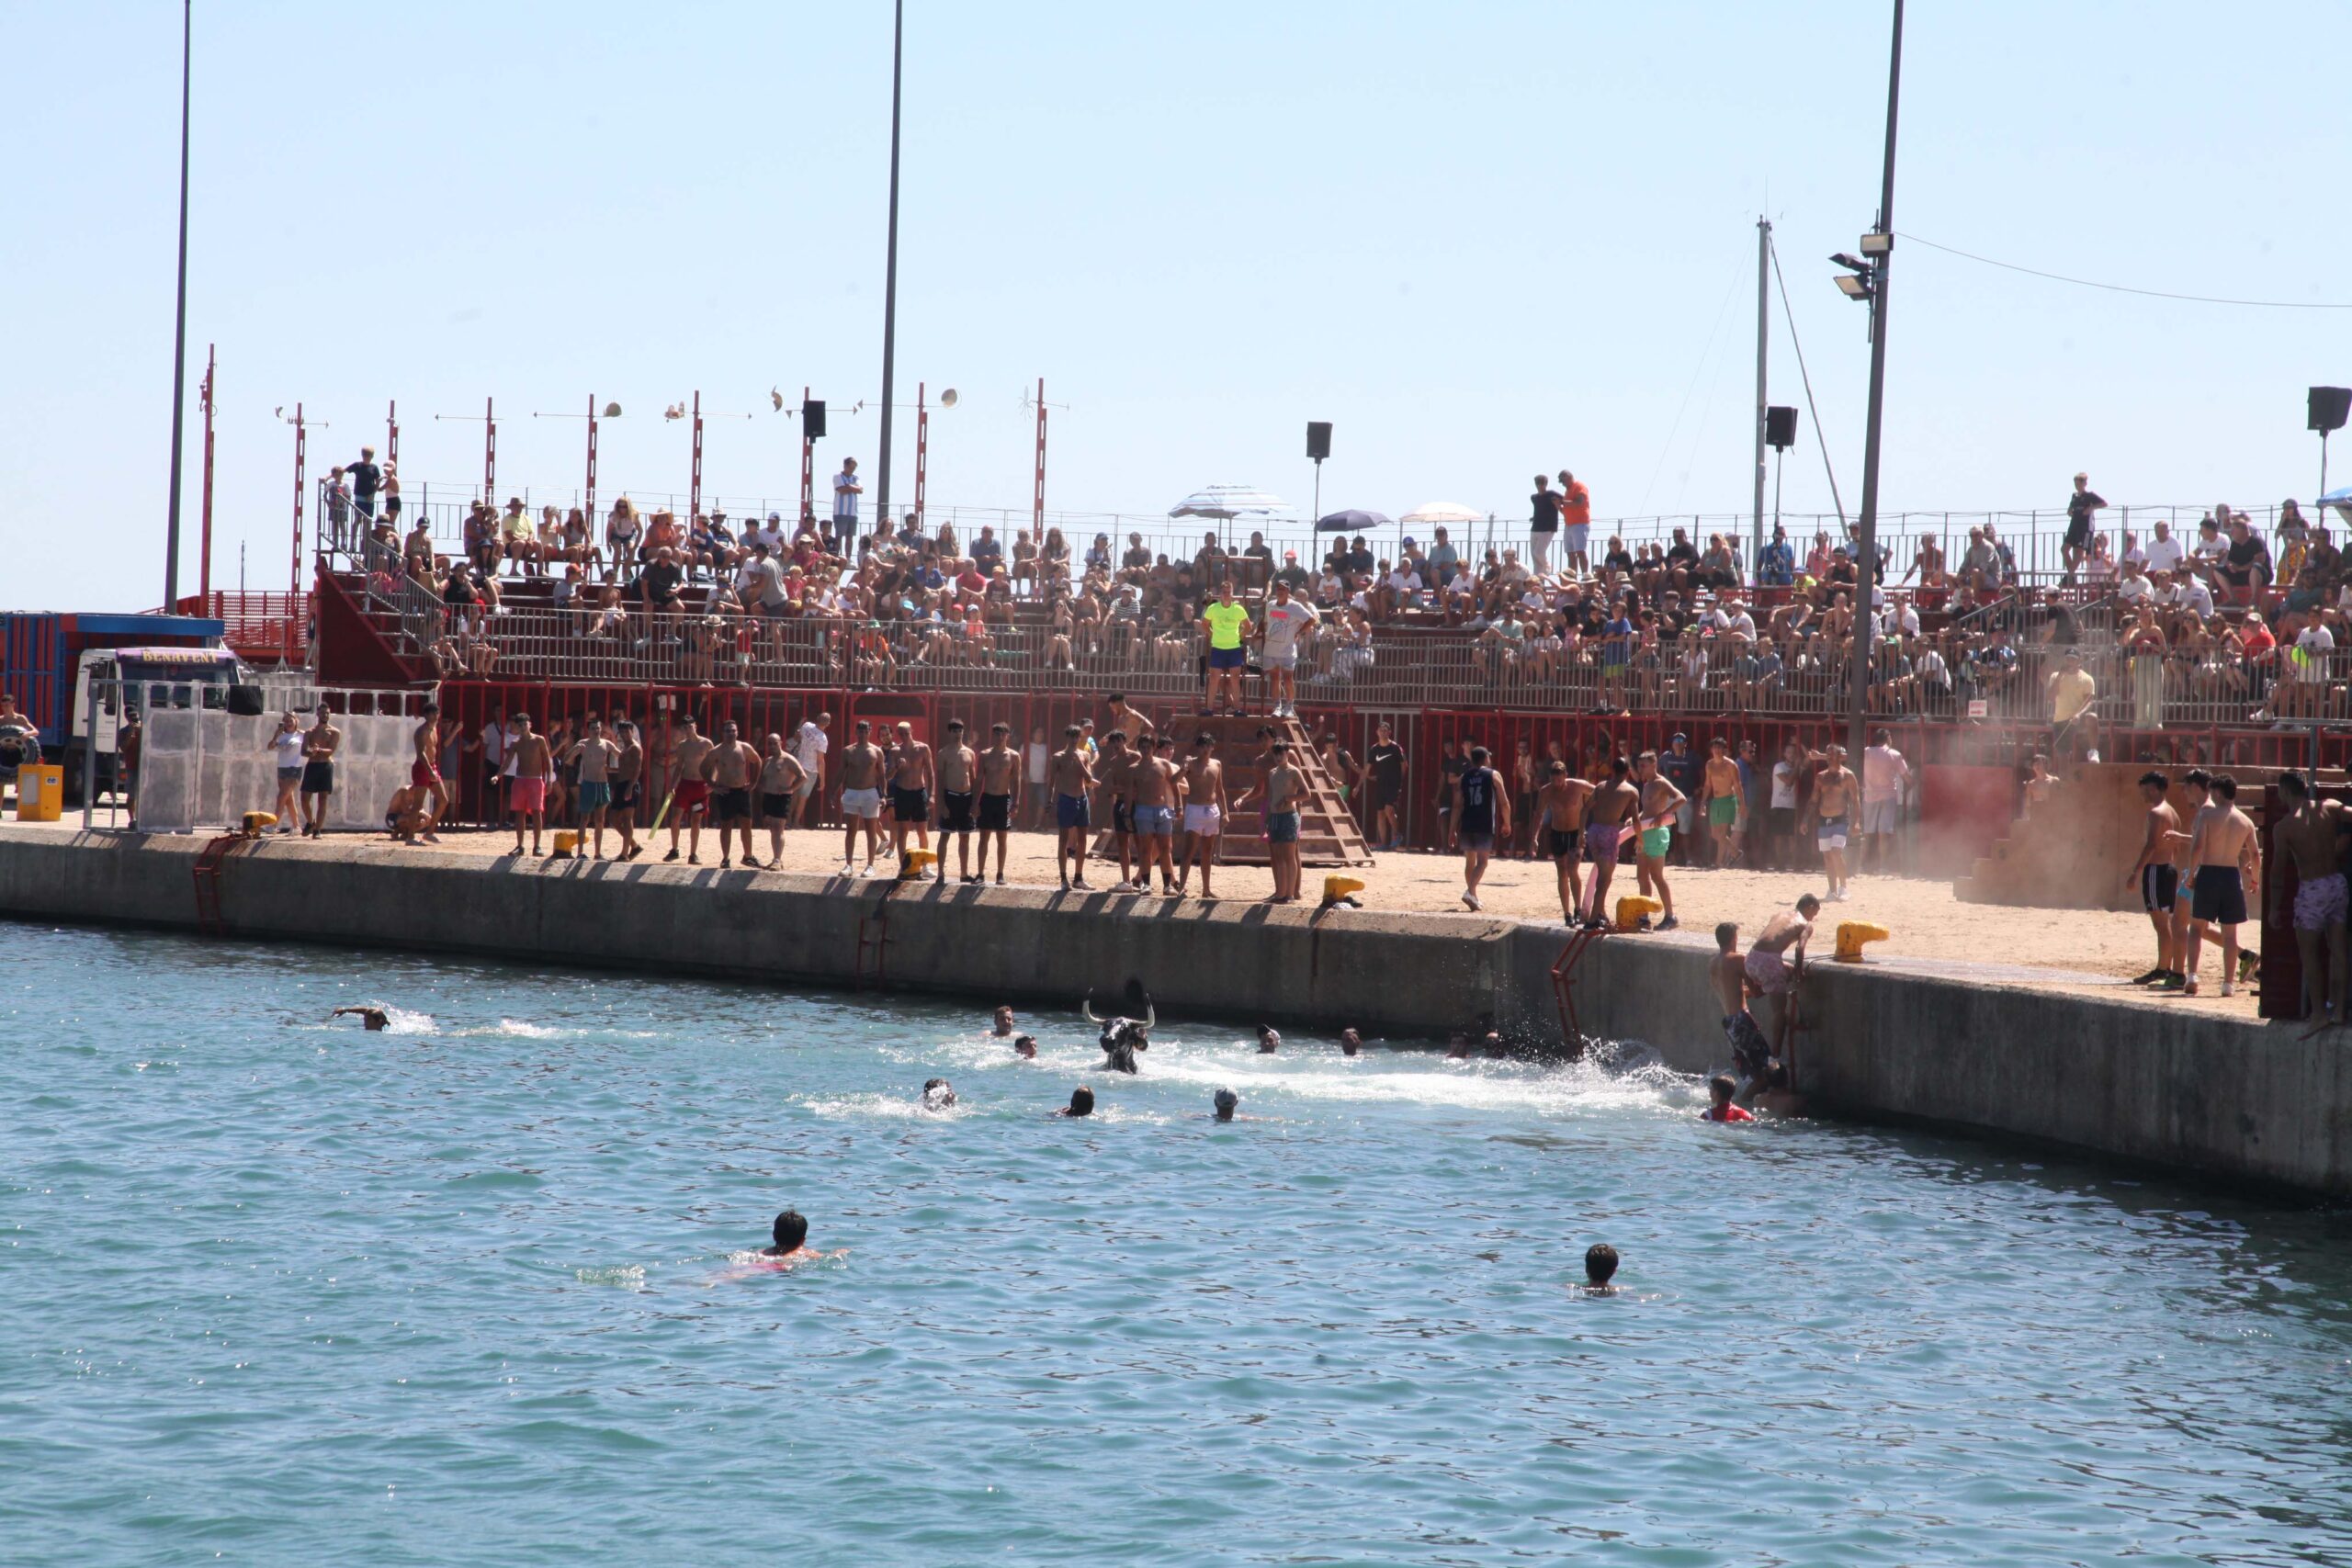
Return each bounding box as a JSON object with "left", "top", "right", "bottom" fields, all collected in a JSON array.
[{"left": 4, "top": 1, "right": 2347, "bottom": 610}]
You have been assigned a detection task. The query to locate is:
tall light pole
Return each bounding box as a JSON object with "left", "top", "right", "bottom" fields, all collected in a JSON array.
[
  {"left": 163, "top": 0, "right": 193, "bottom": 607},
  {"left": 875, "top": 0, "right": 904, "bottom": 525},
  {"left": 1845, "top": 0, "right": 1904, "bottom": 770},
  {"left": 1751, "top": 216, "right": 1770, "bottom": 572}
]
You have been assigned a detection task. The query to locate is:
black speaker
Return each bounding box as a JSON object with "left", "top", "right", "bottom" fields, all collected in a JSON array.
[
  {"left": 226, "top": 684, "right": 265, "bottom": 716},
  {"left": 802, "top": 400, "right": 827, "bottom": 439},
  {"left": 2310, "top": 386, "right": 2351, "bottom": 434},
  {"left": 1765, "top": 406, "right": 1799, "bottom": 450},
  {"left": 1306, "top": 422, "right": 1332, "bottom": 461}
]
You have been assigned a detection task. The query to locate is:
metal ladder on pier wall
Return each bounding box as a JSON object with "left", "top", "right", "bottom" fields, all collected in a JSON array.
[
  {"left": 191, "top": 833, "right": 247, "bottom": 936},
  {"left": 1549, "top": 925, "right": 1607, "bottom": 1054}
]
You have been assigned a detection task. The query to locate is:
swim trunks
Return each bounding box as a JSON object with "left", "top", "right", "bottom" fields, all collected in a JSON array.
[
  {"left": 2140, "top": 863, "right": 2178, "bottom": 914},
  {"left": 2191, "top": 864, "right": 2246, "bottom": 925},
  {"left": 1548, "top": 828, "right": 1580, "bottom": 860},
  {"left": 1267, "top": 810, "right": 1300, "bottom": 843},
  {"left": 1724, "top": 1010, "right": 1772, "bottom": 1079},
  {"left": 1133, "top": 804, "right": 1175, "bottom": 836},
  {"left": 978, "top": 793, "right": 1012, "bottom": 830},
  {"left": 1639, "top": 825, "right": 1671, "bottom": 859},
  {"left": 1183, "top": 803, "right": 1222, "bottom": 837},
  {"left": 674, "top": 779, "right": 711, "bottom": 815},
  {"left": 1584, "top": 822, "right": 1624, "bottom": 863},
  {"left": 2294, "top": 870, "right": 2348, "bottom": 931},
  {"left": 577, "top": 780, "right": 611, "bottom": 814},
  {"left": 611, "top": 778, "right": 639, "bottom": 810},
  {"left": 1461, "top": 832, "right": 1494, "bottom": 853},
  {"left": 511, "top": 776, "right": 548, "bottom": 815},
  {"left": 1708, "top": 795, "right": 1737, "bottom": 828},
  {"left": 1208, "top": 645, "right": 1247, "bottom": 670},
  {"left": 300, "top": 759, "right": 335, "bottom": 795},
  {"left": 713, "top": 786, "right": 752, "bottom": 824},
  {"left": 891, "top": 786, "right": 930, "bottom": 823},
  {"left": 411, "top": 759, "right": 441, "bottom": 789},
  {"left": 842, "top": 786, "right": 883, "bottom": 819},
  {"left": 759, "top": 790, "right": 792, "bottom": 821},
  {"left": 1112, "top": 800, "right": 1135, "bottom": 837},
  {"left": 1815, "top": 815, "right": 1849, "bottom": 850},
  {"left": 1056, "top": 792, "right": 1091, "bottom": 830},
  {"left": 1744, "top": 948, "right": 1791, "bottom": 994},
  {"left": 940, "top": 791, "right": 976, "bottom": 831}
]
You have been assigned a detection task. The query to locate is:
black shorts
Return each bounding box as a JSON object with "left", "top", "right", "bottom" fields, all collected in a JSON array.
[
  {"left": 1768, "top": 807, "right": 1796, "bottom": 836},
  {"left": 1113, "top": 801, "right": 1135, "bottom": 836},
  {"left": 1373, "top": 781, "right": 1403, "bottom": 811},
  {"left": 612, "top": 778, "right": 639, "bottom": 810},
  {"left": 761, "top": 792, "right": 793, "bottom": 821},
  {"left": 2192, "top": 864, "right": 2246, "bottom": 925},
  {"left": 2141, "top": 863, "right": 2178, "bottom": 914},
  {"left": 301, "top": 760, "right": 335, "bottom": 795},
  {"left": 1548, "top": 828, "right": 1580, "bottom": 861},
  {"left": 1725, "top": 1010, "right": 1773, "bottom": 1080},
  {"left": 978, "top": 793, "right": 1012, "bottom": 830},
  {"left": 941, "top": 791, "right": 976, "bottom": 831},
  {"left": 891, "top": 786, "right": 929, "bottom": 823},
  {"left": 714, "top": 787, "right": 752, "bottom": 825}
]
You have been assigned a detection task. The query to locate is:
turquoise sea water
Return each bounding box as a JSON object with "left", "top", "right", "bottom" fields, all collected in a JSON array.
[{"left": 6, "top": 924, "right": 2352, "bottom": 1567}]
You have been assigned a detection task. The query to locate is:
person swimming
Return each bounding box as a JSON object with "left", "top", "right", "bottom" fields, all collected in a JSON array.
[
  {"left": 762, "top": 1209, "right": 820, "bottom": 1261},
  {"left": 1339, "top": 1028, "right": 1362, "bottom": 1057},
  {"left": 1256, "top": 1026, "right": 1280, "bottom": 1054},
  {"left": 991, "top": 1005, "right": 1015, "bottom": 1037},
  {"left": 1012, "top": 1033, "right": 1038, "bottom": 1059},
  {"left": 920, "top": 1077, "right": 958, "bottom": 1111},
  {"left": 1700, "top": 1074, "right": 1755, "bottom": 1122},
  {"left": 1213, "top": 1087, "right": 1239, "bottom": 1122},
  {"left": 1584, "top": 1243, "right": 1620, "bottom": 1293},
  {"left": 331, "top": 1005, "right": 390, "bottom": 1032},
  {"left": 1056, "top": 1086, "right": 1096, "bottom": 1118}
]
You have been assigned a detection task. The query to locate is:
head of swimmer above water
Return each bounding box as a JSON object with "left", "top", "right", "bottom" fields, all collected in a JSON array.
[
  {"left": 769, "top": 1210, "right": 809, "bottom": 1254},
  {"left": 993, "top": 1005, "right": 1015, "bottom": 1036},
  {"left": 1585, "top": 1243, "right": 1619, "bottom": 1287},
  {"left": 1012, "top": 1034, "right": 1038, "bottom": 1058},
  {"left": 921, "top": 1077, "right": 957, "bottom": 1111},
  {"left": 1340, "top": 1028, "right": 1362, "bottom": 1056},
  {"left": 1214, "top": 1088, "right": 1238, "bottom": 1122}
]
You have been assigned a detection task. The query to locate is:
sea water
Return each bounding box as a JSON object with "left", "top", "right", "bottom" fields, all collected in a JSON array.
[{"left": 6, "top": 923, "right": 2351, "bottom": 1566}]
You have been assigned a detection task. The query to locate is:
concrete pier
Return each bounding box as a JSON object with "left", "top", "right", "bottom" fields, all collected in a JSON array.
[{"left": 4, "top": 826, "right": 2345, "bottom": 1197}]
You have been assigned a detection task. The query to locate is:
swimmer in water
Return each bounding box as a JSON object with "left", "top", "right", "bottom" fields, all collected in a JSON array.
[
  {"left": 1753, "top": 1062, "right": 1807, "bottom": 1118},
  {"left": 1446, "top": 1032, "right": 1473, "bottom": 1059},
  {"left": 1213, "top": 1087, "right": 1239, "bottom": 1122},
  {"left": 991, "top": 1005, "right": 1016, "bottom": 1037},
  {"left": 331, "top": 1005, "right": 390, "bottom": 1032},
  {"left": 920, "top": 1077, "right": 957, "bottom": 1111},
  {"left": 1012, "top": 1033, "right": 1038, "bottom": 1059},
  {"left": 1584, "top": 1243, "right": 1620, "bottom": 1294},
  {"left": 1340, "top": 1028, "right": 1362, "bottom": 1057},
  {"left": 1257, "top": 1025, "right": 1280, "bottom": 1054},
  {"left": 761, "top": 1209, "right": 822, "bottom": 1262},
  {"left": 1701, "top": 1073, "right": 1755, "bottom": 1122},
  {"left": 1056, "top": 1086, "right": 1096, "bottom": 1118}
]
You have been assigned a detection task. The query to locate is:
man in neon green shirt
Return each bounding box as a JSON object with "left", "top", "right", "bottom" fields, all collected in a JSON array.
[{"left": 1200, "top": 581, "right": 1253, "bottom": 716}]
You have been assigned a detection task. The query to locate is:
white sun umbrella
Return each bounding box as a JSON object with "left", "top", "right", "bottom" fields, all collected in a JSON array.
[
  {"left": 1398, "top": 502, "right": 1486, "bottom": 527},
  {"left": 1170, "top": 484, "right": 1294, "bottom": 548}
]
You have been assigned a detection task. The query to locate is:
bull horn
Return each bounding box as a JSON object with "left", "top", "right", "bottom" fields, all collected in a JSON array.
[
  {"left": 1142, "top": 1000, "right": 1156, "bottom": 1032},
  {"left": 1080, "top": 993, "right": 1101, "bottom": 1024}
]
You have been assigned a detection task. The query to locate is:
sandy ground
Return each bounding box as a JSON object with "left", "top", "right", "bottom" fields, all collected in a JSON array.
[{"left": 141, "top": 811, "right": 2256, "bottom": 1021}]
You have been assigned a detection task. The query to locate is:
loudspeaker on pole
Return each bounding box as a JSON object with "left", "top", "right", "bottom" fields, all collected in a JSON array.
[
  {"left": 803, "top": 400, "right": 828, "bottom": 439},
  {"left": 1765, "top": 406, "right": 1799, "bottom": 450},
  {"left": 2310, "top": 387, "right": 2351, "bottom": 434},
  {"left": 1306, "top": 422, "right": 1332, "bottom": 461}
]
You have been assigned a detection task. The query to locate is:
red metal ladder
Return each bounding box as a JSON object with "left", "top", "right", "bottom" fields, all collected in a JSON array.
[
  {"left": 191, "top": 833, "right": 245, "bottom": 936},
  {"left": 1549, "top": 925, "right": 1607, "bottom": 1053}
]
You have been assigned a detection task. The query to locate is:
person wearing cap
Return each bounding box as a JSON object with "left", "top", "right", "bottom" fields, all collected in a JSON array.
[
  {"left": 1212, "top": 1088, "right": 1240, "bottom": 1122},
  {"left": 499, "top": 497, "right": 535, "bottom": 576},
  {"left": 1273, "top": 549, "right": 1309, "bottom": 592}
]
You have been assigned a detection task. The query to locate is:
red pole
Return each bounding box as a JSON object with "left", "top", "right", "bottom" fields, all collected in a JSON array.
[
  {"left": 291, "top": 402, "right": 307, "bottom": 595},
  {"left": 198, "top": 344, "right": 216, "bottom": 601},
  {"left": 1033, "top": 377, "right": 1047, "bottom": 534},
  {"left": 914, "top": 381, "right": 928, "bottom": 529},
  {"left": 799, "top": 383, "right": 814, "bottom": 529},
  {"left": 584, "top": 393, "right": 599, "bottom": 531},
  {"left": 483, "top": 395, "right": 496, "bottom": 505},
  {"left": 690, "top": 389, "right": 705, "bottom": 522}
]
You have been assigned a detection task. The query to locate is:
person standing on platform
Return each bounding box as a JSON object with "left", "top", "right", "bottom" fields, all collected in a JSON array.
[
  {"left": 1201, "top": 584, "right": 1253, "bottom": 717},
  {"left": 1528, "top": 473, "right": 1560, "bottom": 574},
  {"left": 1453, "top": 745, "right": 1510, "bottom": 912},
  {"left": 1557, "top": 469, "right": 1592, "bottom": 577},
  {"left": 831, "top": 457, "right": 863, "bottom": 555},
  {"left": 2182, "top": 775, "right": 2261, "bottom": 999}
]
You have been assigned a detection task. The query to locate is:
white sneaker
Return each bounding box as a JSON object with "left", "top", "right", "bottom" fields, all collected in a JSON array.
[{"left": 1462, "top": 890, "right": 1481, "bottom": 911}]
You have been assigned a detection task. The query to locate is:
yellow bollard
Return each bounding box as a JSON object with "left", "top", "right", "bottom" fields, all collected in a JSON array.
[
  {"left": 242, "top": 811, "right": 277, "bottom": 838},
  {"left": 550, "top": 830, "right": 581, "bottom": 860},
  {"left": 1613, "top": 895, "right": 1663, "bottom": 932},
  {"left": 1834, "top": 920, "right": 1889, "bottom": 962},
  {"left": 1322, "top": 875, "right": 1364, "bottom": 902},
  {"left": 898, "top": 849, "right": 938, "bottom": 880}
]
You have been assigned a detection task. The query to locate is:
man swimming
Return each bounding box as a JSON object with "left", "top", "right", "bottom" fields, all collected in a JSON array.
[
  {"left": 920, "top": 1077, "right": 958, "bottom": 1111},
  {"left": 1584, "top": 1242, "right": 1620, "bottom": 1293},
  {"left": 1055, "top": 1086, "right": 1096, "bottom": 1118},
  {"left": 760, "top": 1209, "right": 821, "bottom": 1261},
  {"left": 330, "top": 1005, "right": 390, "bottom": 1031},
  {"left": 1701, "top": 1073, "right": 1756, "bottom": 1122},
  {"left": 1340, "top": 1028, "right": 1363, "bottom": 1057},
  {"left": 1256, "top": 1025, "right": 1280, "bottom": 1054},
  {"left": 1012, "top": 1033, "right": 1039, "bottom": 1059},
  {"left": 1212, "top": 1087, "right": 1240, "bottom": 1122},
  {"left": 1711, "top": 920, "right": 1773, "bottom": 1099},
  {"left": 991, "top": 1004, "right": 1017, "bottom": 1037}
]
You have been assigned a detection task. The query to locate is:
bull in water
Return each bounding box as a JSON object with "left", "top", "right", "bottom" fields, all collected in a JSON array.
[{"left": 1081, "top": 993, "right": 1154, "bottom": 1074}]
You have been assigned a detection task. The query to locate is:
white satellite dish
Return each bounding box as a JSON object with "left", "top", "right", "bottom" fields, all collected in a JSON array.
[
  {"left": 939, "top": 388, "right": 958, "bottom": 408},
  {"left": 603, "top": 402, "right": 622, "bottom": 418}
]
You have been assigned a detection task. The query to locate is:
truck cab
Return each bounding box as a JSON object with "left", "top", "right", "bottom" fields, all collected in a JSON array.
[{"left": 67, "top": 647, "right": 252, "bottom": 799}]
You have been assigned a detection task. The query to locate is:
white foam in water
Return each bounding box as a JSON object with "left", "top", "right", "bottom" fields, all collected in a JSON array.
[
  {"left": 797, "top": 1091, "right": 975, "bottom": 1122},
  {"left": 573, "top": 1264, "right": 647, "bottom": 1289},
  {"left": 1127, "top": 1034, "right": 1693, "bottom": 1116},
  {"left": 379, "top": 1007, "right": 436, "bottom": 1036}
]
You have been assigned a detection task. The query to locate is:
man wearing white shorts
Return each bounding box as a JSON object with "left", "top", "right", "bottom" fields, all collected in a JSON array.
[
  {"left": 1860, "top": 728, "right": 1911, "bottom": 874},
  {"left": 1259, "top": 579, "right": 1320, "bottom": 718},
  {"left": 834, "top": 718, "right": 888, "bottom": 875},
  {"left": 790, "top": 711, "right": 831, "bottom": 828},
  {"left": 1176, "top": 731, "right": 1230, "bottom": 899}
]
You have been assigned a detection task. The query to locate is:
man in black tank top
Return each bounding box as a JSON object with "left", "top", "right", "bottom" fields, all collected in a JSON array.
[{"left": 1453, "top": 744, "right": 1510, "bottom": 912}]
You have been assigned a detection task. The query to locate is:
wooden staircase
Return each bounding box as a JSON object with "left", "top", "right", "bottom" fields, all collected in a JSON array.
[{"left": 1094, "top": 713, "right": 1373, "bottom": 868}]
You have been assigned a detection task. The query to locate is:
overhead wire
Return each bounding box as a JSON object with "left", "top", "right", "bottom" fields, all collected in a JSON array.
[{"left": 1898, "top": 231, "right": 2352, "bottom": 310}]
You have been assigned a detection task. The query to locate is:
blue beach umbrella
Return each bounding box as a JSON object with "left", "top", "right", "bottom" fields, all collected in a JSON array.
[{"left": 1316, "top": 509, "right": 1394, "bottom": 533}]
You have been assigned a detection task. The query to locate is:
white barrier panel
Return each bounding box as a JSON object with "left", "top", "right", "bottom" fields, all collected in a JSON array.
[{"left": 136, "top": 709, "right": 412, "bottom": 834}]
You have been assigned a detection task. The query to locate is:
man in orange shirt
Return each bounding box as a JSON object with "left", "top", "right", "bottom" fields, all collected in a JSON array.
[{"left": 1558, "top": 469, "right": 1592, "bottom": 577}]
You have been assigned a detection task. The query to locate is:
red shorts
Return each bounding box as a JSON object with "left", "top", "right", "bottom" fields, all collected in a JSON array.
[
  {"left": 674, "top": 779, "right": 711, "bottom": 815},
  {"left": 411, "top": 759, "right": 441, "bottom": 789},
  {"left": 510, "top": 776, "right": 548, "bottom": 815}
]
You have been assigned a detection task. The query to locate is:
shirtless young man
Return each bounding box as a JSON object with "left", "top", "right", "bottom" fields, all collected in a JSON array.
[
  {"left": 610, "top": 719, "right": 646, "bottom": 861},
  {"left": 300, "top": 703, "right": 343, "bottom": 838},
  {"left": 1263, "top": 739, "right": 1306, "bottom": 903},
  {"left": 1711, "top": 919, "right": 1773, "bottom": 1100},
  {"left": 936, "top": 718, "right": 980, "bottom": 884},
  {"left": 836, "top": 719, "right": 888, "bottom": 876},
  {"left": 2120, "top": 770, "right": 2182, "bottom": 986},
  {"left": 1131, "top": 735, "right": 1186, "bottom": 896},
  {"left": 886, "top": 721, "right": 937, "bottom": 873},
  {"left": 2271, "top": 772, "right": 2349, "bottom": 1028},
  {"left": 564, "top": 718, "right": 622, "bottom": 859},
  {"left": 1746, "top": 895, "right": 1820, "bottom": 1069},
  {"left": 1533, "top": 761, "right": 1598, "bottom": 924},
  {"left": 663, "top": 716, "right": 717, "bottom": 864},
  {"left": 1048, "top": 724, "right": 1097, "bottom": 890},
  {"left": 702, "top": 721, "right": 762, "bottom": 870},
  {"left": 1106, "top": 693, "right": 1153, "bottom": 750},
  {"left": 506, "top": 713, "right": 555, "bottom": 857},
  {"left": 754, "top": 732, "right": 808, "bottom": 868},
  {"left": 1176, "top": 732, "right": 1229, "bottom": 899},
  {"left": 410, "top": 701, "right": 448, "bottom": 841},
  {"left": 1632, "top": 750, "right": 1685, "bottom": 931},
  {"left": 1804, "top": 746, "right": 1859, "bottom": 901},
  {"left": 382, "top": 782, "right": 432, "bottom": 844},
  {"left": 975, "top": 722, "right": 1022, "bottom": 886},
  {"left": 1580, "top": 756, "right": 1639, "bottom": 929},
  {"left": 2157, "top": 768, "right": 2212, "bottom": 994},
  {"left": 1097, "top": 731, "right": 1138, "bottom": 891},
  {"left": 2182, "top": 774, "right": 2261, "bottom": 998},
  {"left": 1700, "top": 737, "right": 1743, "bottom": 869}
]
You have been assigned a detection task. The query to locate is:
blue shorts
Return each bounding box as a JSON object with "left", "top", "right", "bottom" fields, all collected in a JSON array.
[
  {"left": 1134, "top": 804, "right": 1175, "bottom": 836},
  {"left": 1268, "top": 811, "right": 1300, "bottom": 844},
  {"left": 1208, "top": 646, "right": 1247, "bottom": 670},
  {"left": 1056, "top": 793, "right": 1091, "bottom": 830},
  {"left": 577, "top": 780, "right": 611, "bottom": 813}
]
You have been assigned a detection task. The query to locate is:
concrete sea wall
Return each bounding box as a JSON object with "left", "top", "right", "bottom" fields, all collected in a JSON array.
[{"left": 3, "top": 829, "right": 2345, "bottom": 1198}]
